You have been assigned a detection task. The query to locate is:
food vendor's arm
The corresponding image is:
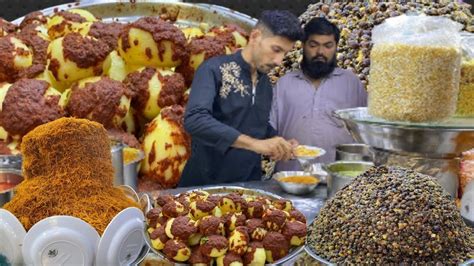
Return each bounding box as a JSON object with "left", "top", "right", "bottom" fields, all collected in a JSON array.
[{"left": 184, "top": 63, "right": 241, "bottom": 155}]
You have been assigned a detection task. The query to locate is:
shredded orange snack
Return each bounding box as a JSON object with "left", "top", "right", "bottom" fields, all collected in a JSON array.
[
  {"left": 294, "top": 146, "right": 319, "bottom": 157},
  {"left": 278, "top": 175, "right": 319, "bottom": 184},
  {"left": 4, "top": 117, "right": 139, "bottom": 235}
]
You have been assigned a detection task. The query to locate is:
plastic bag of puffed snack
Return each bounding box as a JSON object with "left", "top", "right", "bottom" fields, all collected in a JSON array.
[{"left": 368, "top": 15, "right": 463, "bottom": 122}]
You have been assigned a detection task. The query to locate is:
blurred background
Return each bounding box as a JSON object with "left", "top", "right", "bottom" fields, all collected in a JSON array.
[{"left": 2, "top": 0, "right": 471, "bottom": 21}]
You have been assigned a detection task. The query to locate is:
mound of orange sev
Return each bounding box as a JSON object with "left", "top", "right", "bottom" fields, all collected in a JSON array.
[{"left": 4, "top": 117, "right": 139, "bottom": 235}]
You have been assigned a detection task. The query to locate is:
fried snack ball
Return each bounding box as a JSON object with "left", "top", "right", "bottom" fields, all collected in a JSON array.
[
  {"left": 243, "top": 242, "right": 266, "bottom": 266},
  {"left": 163, "top": 239, "right": 191, "bottom": 262},
  {"left": 190, "top": 199, "right": 217, "bottom": 220},
  {"left": 228, "top": 226, "right": 250, "bottom": 255},
  {"left": 165, "top": 216, "right": 197, "bottom": 240},
  {"left": 118, "top": 17, "right": 188, "bottom": 68},
  {"left": 199, "top": 216, "right": 225, "bottom": 236},
  {"left": 0, "top": 36, "right": 33, "bottom": 83},
  {"left": 288, "top": 209, "right": 306, "bottom": 224},
  {"left": 218, "top": 193, "right": 247, "bottom": 215},
  {"left": 124, "top": 67, "right": 186, "bottom": 121},
  {"left": 200, "top": 235, "right": 229, "bottom": 258},
  {"left": 0, "top": 18, "right": 18, "bottom": 37},
  {"left": 176, "top": 35, "right": 227, "bottom": 86},
  {"left": 140, "top": 105, "right": 190, "bottom": 188},
  {"left": 246, "top": 200, "right": 264, "bottom": 219},
  {"left": 273, "top": 199, "right": 293, "bottom": 212},
  {"left": 47, "top": 9, "right": 98, "bottom": 39},
  {"left": 162, "top": 200, "right": 189, "bottom": 218},
  {"left": 262, "top": 209, "right": 287, "bottom": 232},
  {"left": 224, "top": 212, "right": 247, "bottom": 234},
  {"left": 206, "top": 24, "right": 248, "bottom": 51},
  {"left": 189, "top": 246, "right": 212, "bottom": 266},
  {"left": 47, "top": 33, "right": 110, "bottom": 91},
  {"left": 262, "top": 232, "right": 289, "bottom": 263},
  {"left": 66, "top": 76, "right": 131, "bottom": 129},
  {"left": 149, "top": 225, "right": 169, "bottom": 251},
  {"left": 0, "top": 79, "right": 64, "bottom": 138},
  {"left": 216, "top": 252, "right": 243, "bottom": 266},
  {"left": 245, "top": 219, "right": 268, "bottom": 241},
  {"left": 281, "top": 221, "right": 306, "bottom": 246}
]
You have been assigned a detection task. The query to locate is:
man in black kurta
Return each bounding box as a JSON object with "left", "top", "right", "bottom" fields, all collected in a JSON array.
[{"left": 180, "top": 10, "right": 302, "bottom": 186}]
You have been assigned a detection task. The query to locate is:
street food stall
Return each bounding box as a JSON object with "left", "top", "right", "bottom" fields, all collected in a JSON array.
[{"left": 0, "top": 1, "right": 473, "bottom": 265}]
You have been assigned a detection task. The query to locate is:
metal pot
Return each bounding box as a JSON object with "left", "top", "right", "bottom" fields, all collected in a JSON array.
[
  {"left": 324, "top": 161, "right": 374, "bottom": 198},
  {"left": 123, "top": 149, "right": 145, "bottom": 191},
  {"left": 335, "top": 143, "right": 374, "bottom": 162},
  {"left": 111, "top": 142, "right": 124, "bottom": 186},
  {"left": 0, "top": 169, "right": 23, "bottom": 207}
]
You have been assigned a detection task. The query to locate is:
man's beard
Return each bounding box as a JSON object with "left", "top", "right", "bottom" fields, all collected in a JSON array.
[{"left": 301, "top": 53, "right": 337, "bottom": 80}]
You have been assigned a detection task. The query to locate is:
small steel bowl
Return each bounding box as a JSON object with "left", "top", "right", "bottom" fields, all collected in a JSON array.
[{"left": 272, "top": 171, "right": 321, "bottom": 195}]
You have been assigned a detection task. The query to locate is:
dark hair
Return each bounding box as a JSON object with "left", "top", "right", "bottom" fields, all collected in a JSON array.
[
  {"left": 303, "top": 17, "right": 340, "bottom": 43},
  {"left": 256, "top": 10, "right": 303, "bottom": 41}
]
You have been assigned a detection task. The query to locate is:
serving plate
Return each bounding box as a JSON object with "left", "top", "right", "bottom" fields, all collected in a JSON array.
[{"left": 144, "top": 186, "right": 305, "bottom": 266}]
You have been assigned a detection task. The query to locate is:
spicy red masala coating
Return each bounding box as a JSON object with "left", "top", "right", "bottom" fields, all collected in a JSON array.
[
  {"left": 88, "top": 21, "right": 125, "bottom": 50},
  {"left": 262, "top": 209, "right": 287, "bottom": 232},
  {"left": 244, "top": 242, "right": 264, "bottom": 265},
  {"left": 162, "top": 200, "right": 188, "bottom": 218},
  {"left": 124, "top": 67, "right": 185, "bottom": 114},
  {"left": 200, "top": 235, "right": 228, "bottom": 256},
  {"left": 170, "top": 216, "right": 197, "bottom": 240},
  {"left": 150, "top": 225, "right": 169, "bottom": 244},
  {"left": 199, "top": 216, "right": 224, "bottom": 236},
  {"left": 262, "top": 232, "right": 290, "bottom": 261},
  {"left": 19, "top": 11, "right": 47, "bottom": 28},
  {"left": 0, "top": 79, "right": 64, "bottom": 136},
  {"left": 62, "top": 32, "right": 110, "bottom": 69},
  {"left": 163, "top": 239, "right": 189, "bottom": 260},
  {"left": 189, "top": 246, "right": 212, "bottom": 264},
  {"left": 281, "top": 220, "right": 307, "bottom": 242},
  {"left": 67, "top": 77, "right": 130, "bottom": 129}
]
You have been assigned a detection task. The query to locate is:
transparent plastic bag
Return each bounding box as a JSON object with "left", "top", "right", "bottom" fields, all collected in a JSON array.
[
  {"left": 368, "top": 15, "right": 463, "bottom": 122},
  {"left": 457, "top": 32, "right": 474, "bottom": 116}
]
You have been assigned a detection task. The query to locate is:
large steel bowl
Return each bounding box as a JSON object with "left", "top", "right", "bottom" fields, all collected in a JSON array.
[{"left": 333, "top": 108, "right": 474, "bottom": 157}]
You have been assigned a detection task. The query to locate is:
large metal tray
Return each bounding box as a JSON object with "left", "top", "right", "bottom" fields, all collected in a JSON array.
[
  {"left": 144, "top": 186, "right": 305, "bottom": 266},
  {"left": 11, "top": 0, "right": 257, "bottom": 30},
  {"left": 334, "top": 108, "right": 474, "bottom": 157}
]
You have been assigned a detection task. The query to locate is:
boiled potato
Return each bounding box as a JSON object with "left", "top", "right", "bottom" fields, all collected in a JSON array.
[
  {"left": 181, "top": 27, "right": 204, "bottom": 40},
  {"left": 0, "top": 83, "right": 12, "bottom": 141},
  {"left": 163, "top": 239, "right": 191, "bottom": 262},
  {"left": 118, "top": 17, "right": 188, "bottom": 68},
  {"left": 149, "top": 226, "right": 168, "bottom": 251},
  {"left": 102, "top": 50, "right": 128, "bottom": 82},
  {"left": 218, "top": 193, "right": 247, "bottom": 214},
  {"left": 190, "top": 199, "right": 216, "bottom": 220},
  {"left": 140, "top": 105, "right": 190, "bottom": 188},
  {"left": 206, "top": 24, "right": 248, "bottom": 50},
  {"left": 243, "top": 242, "right": 266, "bottom": 266},
  {"left": 188, "top": 233, "right": 203, "bottom": 246},
  {"left": 0, "top": 79, "right": 64, "bottom": 138},
  {"left": 216, "top": 253, "right": 243, "bottom": 266},
  {"left": 66, "top": 76, "right": 131, "bottom": 129},
  {"left": 228, "top": 226, "right": 249, "bottom": 255},
  {"left": 47, "top": 33, "right": 110, "bottom": 91},
  {"left": 273, "top": 199, "right": 292, "bottom": 212},
  {"left": 0, "top": 36, "right": 33, "bottom": 83},
  {"left": 124, "top": 67, "right": 186, "bottom": 121},
  {"left": 47, "top": 9, "right": 97, "bottom": 39},
  {"left": 200, "top": 235, "right": 228, "bottom": 258}
]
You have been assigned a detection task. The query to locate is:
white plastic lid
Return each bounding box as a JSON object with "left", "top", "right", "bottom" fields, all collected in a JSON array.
[{"left": 0, "top": 209, "right": 26, "bottom": 265}]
